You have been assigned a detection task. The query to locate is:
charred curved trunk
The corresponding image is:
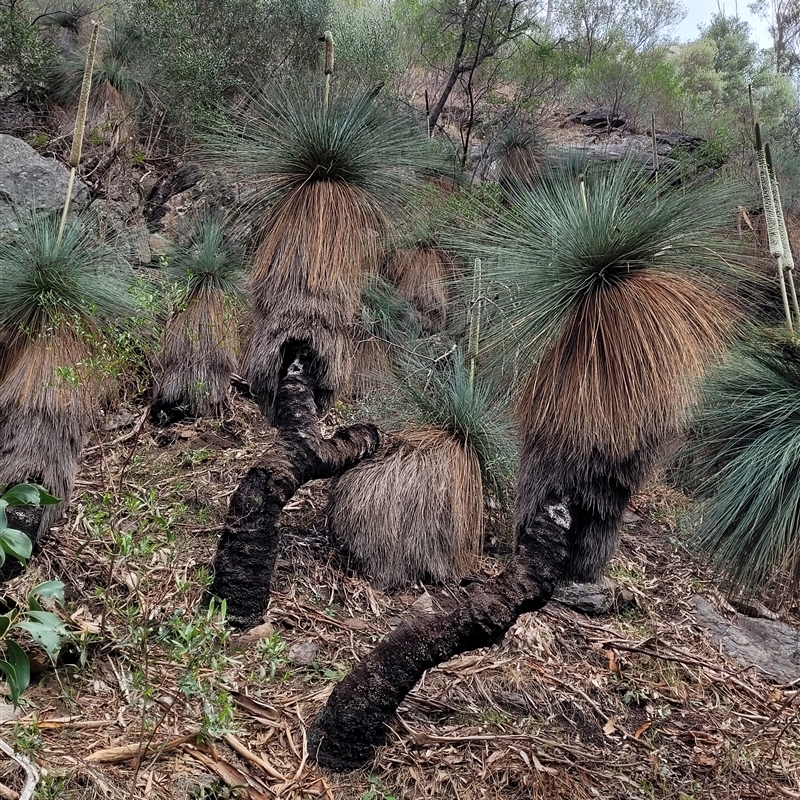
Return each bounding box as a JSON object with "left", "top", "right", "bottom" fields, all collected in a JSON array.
[
  {"left": 308, "top": 494, "right": 576, "bottom": 771},
  {"left": 209, "top": 354, "right": 380, "bottom": 628}
]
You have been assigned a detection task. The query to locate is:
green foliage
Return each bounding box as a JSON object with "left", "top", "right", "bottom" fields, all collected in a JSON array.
[
  {"left": 0, "top": 2, "right": 56, "bottom": 94},
  {"left": 0, "top": 483, "right": 67, "bottom": 706},
  {"left": 553, "top": 0, "right": 686, "bottom": 58},
  {"left": 155, "top": 598, "right": 234, "bottom": 736},
  {"left": 384, "top": 348, "right": 517, "bottom": 500},
  {"left": 123, "top": 0, "right": 331, "bottom": 133},
  {"left": 467, "top": 157, "right": 744, "bottom": 373},
  {"left": 328, "top": 1, "right": 404, "bottom": 86},
  {"left": 0, "top": 211, "right": 135, "bottom": 342},
  {"left": 201, "top": 82, "right": 441, "bottom": 222},
  {"left": 360, "top": 273, "right": 424, "bottom": 344},
  {"left": 255, "top": 632, "right": 288, "bottom": 681},
  {"left": 686, "top": 333, "right": 800, "bottom": 591},
  {"left": 164, "top": 215, "right": 244, "bottom": 300}
]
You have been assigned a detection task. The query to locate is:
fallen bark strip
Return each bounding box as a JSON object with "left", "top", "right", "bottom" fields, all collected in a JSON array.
[
  {"left": 86, "top": 732, "right": 199, "bottom": 764},
  {"left": 209, "top": 355, "right": 380, "bottom": 628},
  {"left": 0, "top": 737, "right": 38, "bottom": 800},
  {"left": 308, "top": 496, "right": 576, "bottom": 770}
]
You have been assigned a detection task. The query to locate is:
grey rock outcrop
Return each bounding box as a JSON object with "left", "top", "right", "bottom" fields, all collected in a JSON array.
[
  {"left": 0, "top": 134, "right": 89, "bottom": 229},
  {"left": 693, "top": 595, "right": 800, "bottom": 684}
]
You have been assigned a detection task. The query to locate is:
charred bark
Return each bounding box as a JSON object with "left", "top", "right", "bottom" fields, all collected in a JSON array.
[
  {"left": 209, "top": 356, "right": 380, "bottom": 628},
  {"left": 308, "top": 494, "right": 576, "bottom": 771}
]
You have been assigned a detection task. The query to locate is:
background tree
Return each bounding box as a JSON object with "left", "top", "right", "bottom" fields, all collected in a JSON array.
[{"left": 751, "top": 0, "right": 800, "bottom": 75}]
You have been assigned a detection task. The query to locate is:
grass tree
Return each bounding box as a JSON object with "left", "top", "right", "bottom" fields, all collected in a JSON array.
[
  {"left": 381, "top": 245, "right": 455, "bottom": 333},
  {"left": 0, "top": 211, "right": 134, "bottom": 538},
  {"left": 685, "top": 333, "right": 800, "bottom": 591},
  {"left": 350, "top": 273, "right": 424, "bottom": 398},
  {"left": 201, "top": 83, "right": 440, "bottom": 422},
  {"left": 329, "top": 350, "right": 515, "bottom": 587},
  {"left": 151, "top": 215, "right": 243, "bottom": 422},
  {"left": 309, "top": 157, "right": 747, "bottom": 769},
  {"left": 493, "top": 126, "right": 549, "bottom": 198},
  {"left": 48, "top": 22, "right": 150, "bottom": 147},
  {"left": 204, "top": 83, "right": 439, "bottom": 624}
]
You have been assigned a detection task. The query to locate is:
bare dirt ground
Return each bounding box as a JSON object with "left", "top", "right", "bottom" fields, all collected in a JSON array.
[{"left": 1, "top": 394, "right": 799, "bottom": 800}]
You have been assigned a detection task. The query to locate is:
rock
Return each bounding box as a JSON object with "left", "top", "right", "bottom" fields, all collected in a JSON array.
[
  {"left": 149, "top": 232, "right": 170, "bottom": 259},
  {"left": 622, "top": 509, "right": 641, "bottom": 524},
  {"left": 91, "top": 197, "right": 152, "bottom": 266},
  {"left": 144, "top": 162, "right": 204, "bottom": 228},
  {"left": 0, "top": 134, "right": 89, "bottom": 230},
  {"left": 231, "top": 620, "right": 275, "bottom": 647},
  {"left": 101, "top": 408, "right": 138, "bottom": 432},
  {"left": 0, "top": 703, "right": 22, "bottom": 723},
  {"left": 566, "top": 106, "right": 630, "bottom": 131},
  {"left": 143, "top": 164, "right": 241, "bottom": 238},
  {"left": 654, "top": 131, "right": 706, "bottom": 151},
  {"left": 411, "top": 591, "right": 434, "bottom": 614},
  {"left": 288, "top": 640, "right": 318, "bottom": 666},
  {"left": 554, "top": 580, "right": 615, "bottom": 615},
  {"left": 692, "top": 595, "right": 800, "bottom": 684},
  {"left": 343, "top": 617, "right": 369, "bottom": 631}
]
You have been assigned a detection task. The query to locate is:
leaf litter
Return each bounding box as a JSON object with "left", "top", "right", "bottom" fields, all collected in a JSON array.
[{"left": 0, "top": 394, "right": 798, "bottom": 799}]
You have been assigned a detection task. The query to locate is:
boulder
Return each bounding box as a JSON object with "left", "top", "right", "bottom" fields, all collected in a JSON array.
[
  {"left": 692, "top": 595, "right": 800, "bottom": 684},
  {"left": 554, "top": 579, "right": 615, "bottom": 615},
  {"left": 0, "top": 134, "right": 89, "bottom": 230}
]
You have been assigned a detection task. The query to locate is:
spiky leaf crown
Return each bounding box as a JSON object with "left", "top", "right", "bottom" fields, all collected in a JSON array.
[
  {"left": 472, "top": 156, "right": 746, "bottom": 370},
  {"left": 385, "top": 348, "right": 517, "bottom": 499},
  {"left": 0, "top": 211, "right": 135, "bottom": 342},
  {"left": 164, "top": 215, "right": 244, "bottom": 300},
  {"left": 688, "top": 331, "right": 800, "bottom": 591},
  {"left": 200, "top": 83, "right": 443, "bottom": 221}
]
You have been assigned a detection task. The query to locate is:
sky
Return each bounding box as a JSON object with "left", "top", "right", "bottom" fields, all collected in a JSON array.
[{"left": 673, "top": 0, "right": 773, "bottom": 48}]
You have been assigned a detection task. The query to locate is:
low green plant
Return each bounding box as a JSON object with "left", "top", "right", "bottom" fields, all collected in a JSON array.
[
  {"left": 362, "top": 777, "right": 399, "bottom": 800},
  {"left": 0, "top": 483, "right": 68, "bottom": 705},
  {"left": 256, "top": 632, "right": 287, "bottom": 682}
]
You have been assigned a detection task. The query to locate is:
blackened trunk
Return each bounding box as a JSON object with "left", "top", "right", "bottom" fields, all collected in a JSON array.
[
  {"left": 209, "top": 358, "right": 380, "bottom": 629},
  {"left": 308, "top": 494, "right": 575, "bottom": 771}
]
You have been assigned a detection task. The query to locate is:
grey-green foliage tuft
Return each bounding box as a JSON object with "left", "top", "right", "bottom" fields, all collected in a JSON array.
[
  {"left": 0, "top": 211, "right": 134, "bottom": 342},
  {"left": 686, "top": 331, "right": 800, "bottom": 592},
  {"left": 384, "top": 348, "right": 517, "bottom": 502},
  {"left": 199, "top": 82, "right": 442, "bottom": 225},
  {"left": 47, "top": 22, "right": 149, "bottom": 108},
  {"left": 466, "top": 156, "right": 746, "bottom": 375},
  {"left": 164, "top": 215, "right": 244, "bottom": 301}
]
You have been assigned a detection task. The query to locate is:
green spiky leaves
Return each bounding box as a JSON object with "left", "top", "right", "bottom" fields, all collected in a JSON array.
[
  {"left": 164, "top": 215, "right": 244, "bottom": 301},
  {"left": 200, "top": 83, "right": 442, "bottom": 221},
  {"left": 384, "top": 349, "right": 517, "bottom": 501},
  {"left": 0, "top": 211, "right": 134, "bottom": 346},
  {"left": 688, "top": 332, "right": 800, "bottom": 592},
  {"left": 474, "top": 157, "right": 743, "bottom": 370}
]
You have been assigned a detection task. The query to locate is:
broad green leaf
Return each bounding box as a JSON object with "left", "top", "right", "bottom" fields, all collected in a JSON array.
[
  {"left": 31, "top": 581, "right": 65, "bottom": 606},
  {"left": 25, "top": 611, "right": 68, "bottom": 633},
  {"left": 2, "top": 484, "right": 42, "bottom": 507},
  {"left": 2, "top": 484, "right": 59, "bottom": 507},
  {"left": 0, "top": 614, "right": 12, "bottom": 639},
  {"left": 30, "top": 486, "right": 60, "bottom": 506},
  {"left": 0, "top": 528, "right": 32, "bottom": 563},
  {"left": 0, "top": 660, "right": 19, "bottom": 704},
  {"left": 17, "top": 621, "right": 61, "bottom": 660},
  {"left": 5, "top": 642, "right": 30, "bottom": 699},
  {"left": 0, "top": 500, "right": 6, "bottom": 531},
  {"left": 0, "top": 547, "right": 7, "bottom": 569}
]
